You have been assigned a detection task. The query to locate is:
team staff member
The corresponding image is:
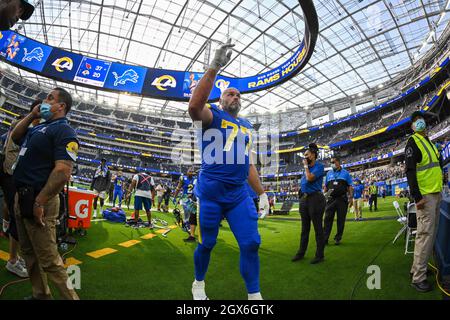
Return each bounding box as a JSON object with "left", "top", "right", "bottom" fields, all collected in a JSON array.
[
  {"left": 368, "top": 181, "right": 378, "bottom": 211},
  {"left": 126, "top": 171, "right": 155, "bottom": 228},
  {"left": 405, "top": 111, "right": 443, "bottom": 292},
  {"left": 323, "top": 156, "right": 353, "bottom": 245},
  {"left": 352, "top": 178, "right": 364, "bottom": 221},
  {"left": 11, "top": 88, "right": 79, "bottom": 300},
  {"left": 1, "top": 100, "right": 41, "bottom": 279},
  {"left": 0, "top": 0, "right": 35, "bottom": 31},
  {"left": 292, "top": 143, "right": 326, "bottom": 264}
]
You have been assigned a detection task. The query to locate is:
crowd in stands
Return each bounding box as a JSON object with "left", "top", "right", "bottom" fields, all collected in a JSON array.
[
  {"left": 352, "top": 163, "right": 406, "bottom": 185},
  {"left": 0, "top": 60, "right": 448, "bottom": 189}
]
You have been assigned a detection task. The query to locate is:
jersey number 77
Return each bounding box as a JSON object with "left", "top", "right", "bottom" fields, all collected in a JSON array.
[{"left": 221, "top": 119, "right": 252, "bottom": 155}]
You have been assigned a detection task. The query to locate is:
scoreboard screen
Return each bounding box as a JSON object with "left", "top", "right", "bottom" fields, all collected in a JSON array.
[{"left": 74, "top": 57, "right": 111, "bottom": 87}]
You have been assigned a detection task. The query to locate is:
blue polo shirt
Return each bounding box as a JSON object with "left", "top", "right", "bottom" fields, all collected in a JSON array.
[
  {"left": 13, "top": 117, "right": 79, "bottom": 191},
  {"left": 300, "top": 161, "right": 325, "bottom": 194},
  {"left": 353, "top": 183, "right": 365, "bottom": 199},
  {"left": 325, "top": 167, "right": 352, "bottom": 198},
  {"left": 325, "top": 168, "right": 352, "bottom": 185}
]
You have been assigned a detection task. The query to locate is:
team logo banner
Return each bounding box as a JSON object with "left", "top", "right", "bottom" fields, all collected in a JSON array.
[
  {"left": 43, "top": 48, "right": 83, "bottom": 81},
  {"left": 0, "top": 0, "right": 319, "bottom": 102}
]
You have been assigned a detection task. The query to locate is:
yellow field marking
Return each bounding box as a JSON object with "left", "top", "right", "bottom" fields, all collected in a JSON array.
[
  {"left": 64, "top": 257, "right": 82, "bottom": 268},
  {"left": 140, "top": 233, "right": 157, "bottom": 240},
  {"left": 168, "top": 225, "right": 178, "bottom": 229},
  {"left": 156, "top": 229, "right": 170, "bottom": 234},
  {"left": 118, "top": 240, "right": 141, "bottom": 248},
  {"left": 86, "top": 248, "right": 117, "bottom": 259},
  {"left": 0, "top": 250, "right": 9, "bottom": 262}
]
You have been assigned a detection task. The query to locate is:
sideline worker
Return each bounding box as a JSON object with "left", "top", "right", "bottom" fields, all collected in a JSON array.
[
  {"left": 11, "top": 87, "right": 80, "bottom": 300},
  {"left": 292, "top": 143, "right": 326, "bottom": 264},
  {"left": 323, "top": 156, "right": 353, "bottom": 245},
  {"left": 405, "top": 111, "right": 443, "bottom": 293}
]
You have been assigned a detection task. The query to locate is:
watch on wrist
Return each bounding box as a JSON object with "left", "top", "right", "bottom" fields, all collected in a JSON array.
[{"left": 34, "top": 202, "right": 44, "bottom": 208}]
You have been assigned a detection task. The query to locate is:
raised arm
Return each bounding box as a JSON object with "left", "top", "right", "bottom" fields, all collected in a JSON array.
[
  {"left": 11, "top": 104, "right": 40, "bottom": 145},
  {"left": 188, "top": 39, "right": 234, "bottom": 127}
]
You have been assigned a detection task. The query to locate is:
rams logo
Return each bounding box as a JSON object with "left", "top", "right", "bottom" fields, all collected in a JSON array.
[
  {"left": 52, "top": 57, "right": 73, "bottom": 72},
  {"left": 151, "top": 75, "right": 177, "bottom": 91},
  {"left": 66, "top": 141, "right": 79, "bottom": 161},
  {"left": 215, "top": 79, "right": 230, "bottom": 93}
]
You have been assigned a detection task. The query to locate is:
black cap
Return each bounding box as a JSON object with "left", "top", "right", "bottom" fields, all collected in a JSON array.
[
  {"left": 20, "top": 0, "right": 35, "bottom": 21},
  {"left": 410, "top": 111, "right": 424, "bottom": 122},
  {"left": 101, "top": 158, "right": 106, "bottom": 162}
]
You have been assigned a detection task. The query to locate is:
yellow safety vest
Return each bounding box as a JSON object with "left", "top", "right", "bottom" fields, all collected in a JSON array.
[
  {"left": 410, "top": 133, "right": 443, "bottom": 195},
  {"left": 369, "top": 185, "right": 377, "bottom": 195}
]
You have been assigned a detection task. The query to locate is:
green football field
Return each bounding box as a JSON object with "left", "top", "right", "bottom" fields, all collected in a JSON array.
[{"left": 0, "top": 196, "right": 445, "bottom": 300}]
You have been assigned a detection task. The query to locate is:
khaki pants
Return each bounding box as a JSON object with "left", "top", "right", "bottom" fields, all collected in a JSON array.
[
  {"left": 353, "top": 198, "right": 363, "bottom": 219},
  {"left": 410, "top": 193, "right": 442, "bottom": 283},
  {"left": 15, "top": 194, "right": 79, "bottom": 300}
]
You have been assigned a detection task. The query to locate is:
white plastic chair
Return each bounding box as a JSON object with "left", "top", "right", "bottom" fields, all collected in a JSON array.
[
  {"left": 392, "top": 201, "right": 407, "bottom": 244},
  {"left": 405, "top": 202, "right": 417, "bottom": 255}
]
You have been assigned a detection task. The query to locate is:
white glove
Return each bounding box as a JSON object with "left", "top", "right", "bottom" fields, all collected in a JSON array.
[
  {"left": 258, "top": 193, "right": 270, "bottom": 219},
  {"left": 209, "top": 39, "right": 235, "bottom": 70},
  {"left": 2, "top": 219, "right": 10, "bottom": 233}
]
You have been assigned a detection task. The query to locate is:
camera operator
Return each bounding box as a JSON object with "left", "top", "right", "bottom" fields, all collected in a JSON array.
[
  {"left": 11, "top": 88, "right": 79, "bottom": 300},
  {"left": 292, "top": 143, "right": 326, "bottom": 264}
]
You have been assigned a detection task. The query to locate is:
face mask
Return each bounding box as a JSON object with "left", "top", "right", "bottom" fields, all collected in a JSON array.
[
  {"left": 414, "top": 119, "right": 426, "bottom": 132},
  {"left": 331, "top": 164, "right": 337, "bottom": 170},
  {"left": 40, "top": 103, "right": 53, "bottom": 121}
]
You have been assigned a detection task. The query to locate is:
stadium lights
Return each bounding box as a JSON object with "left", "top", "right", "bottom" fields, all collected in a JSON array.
[
  {"left": 378, "top": 84, "right": 384, "bottom": 88},
  {"left": 358, "top": 92, "right": 364, "bottom": 97}
]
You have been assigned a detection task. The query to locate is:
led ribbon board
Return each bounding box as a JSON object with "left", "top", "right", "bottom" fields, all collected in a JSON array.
[{"left": 0, "top": 0, "right": 318, "bottom": 102}]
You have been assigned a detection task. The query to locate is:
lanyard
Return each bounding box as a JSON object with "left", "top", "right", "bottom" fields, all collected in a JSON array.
[
  {"left": 22, "top": 118, "right": 68, "bottom": 149},
  {"left": 331, "top": 169, "right": 342, "bottom": 182}
]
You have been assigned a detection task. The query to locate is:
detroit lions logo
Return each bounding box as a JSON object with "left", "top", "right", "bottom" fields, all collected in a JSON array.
[
  {"left": 22, "top": 47, "right": 44, "bottom": 63},
  {"left": 112, "top": 69, "right": 139, "bottom": 86}
]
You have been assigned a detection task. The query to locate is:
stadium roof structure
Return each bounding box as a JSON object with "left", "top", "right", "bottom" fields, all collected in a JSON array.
[{"left": 1, "top": 0, "right": 450, "bottom": 119}]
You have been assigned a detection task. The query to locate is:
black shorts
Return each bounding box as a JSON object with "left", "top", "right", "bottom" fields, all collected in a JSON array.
[{"left": 189, "top": 212, "right": 197, "bottom": 226}]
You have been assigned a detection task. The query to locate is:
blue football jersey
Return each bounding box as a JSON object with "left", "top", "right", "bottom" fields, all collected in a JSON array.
[
  {"left": 114, "top": 176, "right": 125, "bottom": 190},
  {"left": 198, "top": 103, "right": 253, "bottom": 186},
  {"left": 181, "top": 175, "right": 197, "bottom": 196}
]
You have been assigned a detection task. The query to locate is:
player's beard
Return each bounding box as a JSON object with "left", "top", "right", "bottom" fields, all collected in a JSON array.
[{"left": 223, "top": 101, "right": 241, "bottom": 117}]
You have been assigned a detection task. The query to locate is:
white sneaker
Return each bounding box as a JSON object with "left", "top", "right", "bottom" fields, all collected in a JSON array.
[
  {"left": 248, "top": 292, "right": 263, "bottom": 300},
  {"left": 18, "top": 257, "right": 26, "bottom": 268},
  {"left": 92, "top": 210, "right": 97, "bottom": 219},
  {"left": 192, "top": 280, "right": 208, "bottom": 300},
  {"left": 6, "top": 260, "right": 28, "bottom": 278}
]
